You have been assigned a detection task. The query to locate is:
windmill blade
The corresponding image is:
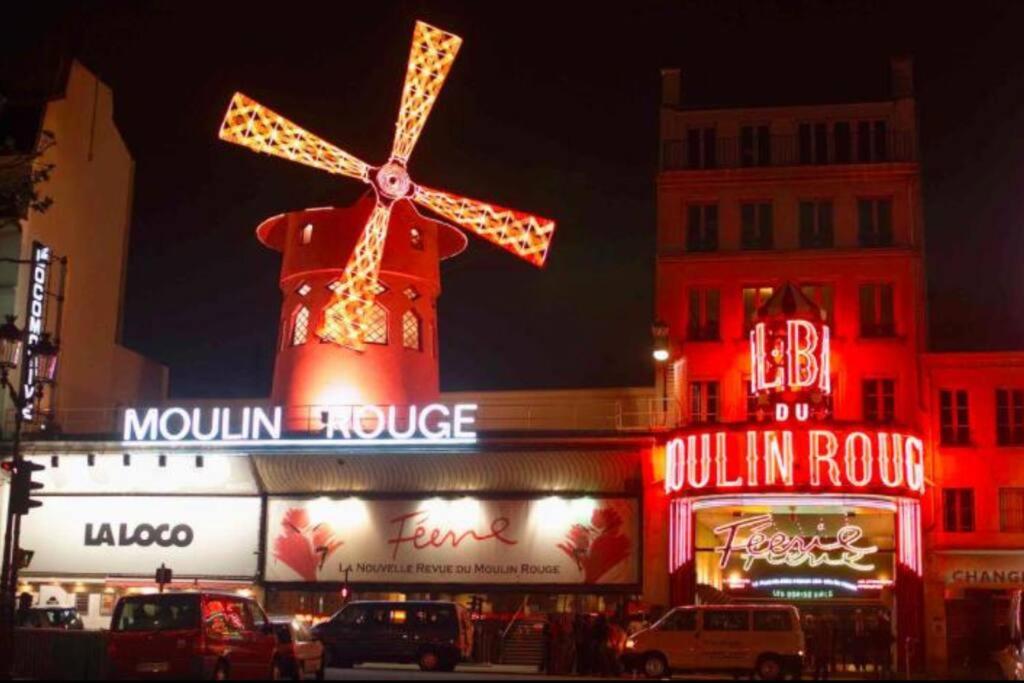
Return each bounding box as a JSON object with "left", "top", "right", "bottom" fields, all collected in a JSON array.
[
  {"left": 219, "top": 92, "right": 371, "bottom": 182},
  {"left": 318, "top": 201, "right": 393, "bottom": 350},
  {"left": 413, "top": 185, "right": 555, "bottom": 267},
  {"left": 390, "top": 21, "right": 463, "bottom": 164}
]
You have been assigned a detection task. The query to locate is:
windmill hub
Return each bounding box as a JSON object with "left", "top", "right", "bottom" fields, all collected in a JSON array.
[{"left": 374, "top": 160, "right": 413, "bottom": 201}]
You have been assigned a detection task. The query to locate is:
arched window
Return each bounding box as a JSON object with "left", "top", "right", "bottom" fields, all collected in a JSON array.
[
  {"left": 301, "top": 223, "right": 314, "bottom": 245},
  {"left": 291, "top": 305, "right": 310, "bottom": 346},
  {"left": 402, "top": 310, "right": 421, "bottom": 350},
  {"left": 365, "top": 303, "right": 388, "bottom": 345}
]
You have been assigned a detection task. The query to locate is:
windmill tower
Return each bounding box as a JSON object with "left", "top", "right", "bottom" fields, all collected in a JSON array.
[{"left": 219, "top": 21, "right": 556, "bottom": 418}]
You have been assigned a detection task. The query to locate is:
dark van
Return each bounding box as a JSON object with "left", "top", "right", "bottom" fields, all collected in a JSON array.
[
  {"left": 312, "top": 601, "right": 473, "bottom": 672},
  {"left": 107, "top": 592, "right": 279, "bottom": 680}
]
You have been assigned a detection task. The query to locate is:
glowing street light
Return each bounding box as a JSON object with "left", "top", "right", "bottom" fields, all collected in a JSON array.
[{"left": 652, "top": 320, "right": 671, "bottom": 362}]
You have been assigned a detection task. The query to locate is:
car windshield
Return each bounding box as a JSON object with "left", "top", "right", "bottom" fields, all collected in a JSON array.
[{"left": 114, "top": 595, "right": 200, "bottom": 632}]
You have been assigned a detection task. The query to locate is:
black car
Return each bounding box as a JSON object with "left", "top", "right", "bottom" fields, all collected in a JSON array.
[{"left": 312, "top": 601, "right": 473, "bottom": 672}]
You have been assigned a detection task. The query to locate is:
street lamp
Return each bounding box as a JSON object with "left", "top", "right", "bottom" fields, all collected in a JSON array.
[
  {"left": 0, "top": 317, "right": 23, "bottom": 379},
  {"left": 652, "top": 320, "right": 670, "bottom": 363},
  {"left": 31, "top": 333, "right": 60, "bottom": 385}
]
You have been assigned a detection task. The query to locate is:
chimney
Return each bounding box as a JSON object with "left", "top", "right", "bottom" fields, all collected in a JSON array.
[
  {"left": 890, "top": 56, "right": 914, "bottom": 99},
  {"left": 661, "top": 68, "right": 681, "bottom": 107}
]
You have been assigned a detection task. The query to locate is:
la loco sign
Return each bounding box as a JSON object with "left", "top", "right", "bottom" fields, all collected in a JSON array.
[{"left": 664, "top": 426, "right": 925, "bottom": 496}]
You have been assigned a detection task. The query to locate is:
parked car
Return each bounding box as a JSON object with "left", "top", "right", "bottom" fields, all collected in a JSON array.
[
  {"left": 17, "top": 606, "right": 84, "bottom": 630},
  {"left": 107, "top": 592, "right": 280, "bottom": 680},
  {"left": 622, "top": 604, "right": 805, "bottom": 680},
  {"left": 270, "top": 617, "right": 325, "bottom": 680},
  {"left": 312, "top": 600, "right": 473, "bottom": 672}
]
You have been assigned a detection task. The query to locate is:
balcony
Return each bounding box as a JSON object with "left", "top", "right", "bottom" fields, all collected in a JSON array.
[{"left": 660, "top": 130, "right": 916, "bottom": 172}]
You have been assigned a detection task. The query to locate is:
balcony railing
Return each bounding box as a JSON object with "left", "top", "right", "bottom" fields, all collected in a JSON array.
[{"left": 660, "top": 130, "right": 916, "bottom": 171}]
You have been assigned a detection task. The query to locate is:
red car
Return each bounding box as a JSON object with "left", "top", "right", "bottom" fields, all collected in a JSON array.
[{"left": 108, "top": 592, "right": 280, "bottom": 680}]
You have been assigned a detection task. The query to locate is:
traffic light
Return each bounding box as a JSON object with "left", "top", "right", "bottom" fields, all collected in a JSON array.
[{"left": 11, "top": 460, "right": 44, "bottom": 515}]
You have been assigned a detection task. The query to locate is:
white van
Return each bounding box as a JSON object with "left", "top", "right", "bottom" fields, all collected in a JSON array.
[{"left": 622, "top": 604, "right": 804, "bottom": 680}]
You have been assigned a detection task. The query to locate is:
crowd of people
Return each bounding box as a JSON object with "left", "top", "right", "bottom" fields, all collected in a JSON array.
[
  {"left": 804, "top": 608, "right": 894, "bottom": 679},
  {"left": 541, "top": 609, "right": 648, "bottom": 676}
]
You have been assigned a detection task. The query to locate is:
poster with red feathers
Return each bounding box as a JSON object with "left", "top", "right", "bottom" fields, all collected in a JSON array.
[{"left": 265, "top": 497, "right": 638, "bottom": 586}]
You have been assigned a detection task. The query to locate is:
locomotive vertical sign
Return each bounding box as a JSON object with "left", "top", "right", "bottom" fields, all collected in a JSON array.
[{"left": 20, "top": 241, "right": 51, "bottom": 422}]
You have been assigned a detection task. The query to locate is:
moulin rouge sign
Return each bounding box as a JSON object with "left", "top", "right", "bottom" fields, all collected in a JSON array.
[
  {"left": 122, "top": 404, "right": 478, "bottom": 446},
  {"left": 665, "top": 427, "right": 925, "bottom": 496}
]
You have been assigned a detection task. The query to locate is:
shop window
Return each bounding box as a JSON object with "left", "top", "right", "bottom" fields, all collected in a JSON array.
[
  {"left": 686, "top": 203, "right": 718, "bottom": 252},
  {"left": 75, "top": 592, "right": 90, "bottom": 615},
  {"left": 740, "top": 202, "right": 773, "bottom": 250},
  {"left": 858, "top": 198, "right": 894, "bottom": 247},
  {"left": 742, "top": 286, "right": 774, "bottom": 333},
  {"left": 859, "top": 283, "right": 895, "bottom": 337},
  {"left": 689, "top": 381, "right": 718, "bottom": 424},
  {"left": 943, "top": 489, "right": 975, "bottom": 532},
  {"left": 940, "top": 389, "right": 970, "bottom": 445},
  {"left": 740, "top": 125, "right": 771, "bottom": 167},
  {"left": 800, "top": 284, "right": 834, "bottom": 325},
  {"left": 365, "top": 303, "right": 388, "bottom": 345},
  {"left": 798, "top": 200, "right": 834, "bottom": 248},
  {"left": 290, "top": 306, "right": 310, "bottom": 347},
  {"left": 703, "top": 610, "right": 749, "bottom": 631},
  {"left": 687, "top": 288, "right": 720, "bottom": 341},
  {"left": 1000, "top": 489, "right": 1024, "bottom": 532},
  {"left": 996, "top": 389, "right": 1024, "bottom": 446},
  {"left": 863, "top": 379, "right": 896, "bottom": 424},
  {"left": 402, "top": 310, "right": 421, "bottom": 350},
  {"left": 100, "top": 592, "right": 115, "bottom": 617},
  {"left": 686, "top": 127, "right": 717, "bottom": 169}
]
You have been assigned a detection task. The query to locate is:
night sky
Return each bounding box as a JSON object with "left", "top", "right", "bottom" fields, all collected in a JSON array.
[{"left": 4, "top": 1, "right": 1024, "bottom": 398}]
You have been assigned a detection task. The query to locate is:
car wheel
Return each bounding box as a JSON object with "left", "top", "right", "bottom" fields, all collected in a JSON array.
[
  {"left": 755, "top": 655, "right": 784, "bottom": 681},
  {"left": 418, "top": 649, "right": 441, "bottom": 672},
  {"left": 212, "top": 661, "right": 230, "bottom": 681},
  {"left": 643, "top": 652, "right": 669, "bottom": 679}
]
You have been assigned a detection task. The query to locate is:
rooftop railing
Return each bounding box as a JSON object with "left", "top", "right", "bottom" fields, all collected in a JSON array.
[{"left": 660, "top": 130, "right": 916, "bottom": 171}]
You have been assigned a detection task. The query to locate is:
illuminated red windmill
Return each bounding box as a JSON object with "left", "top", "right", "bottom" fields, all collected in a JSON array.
[
  {"left": 218, "top": 20, "right": 556, "bottom": 413},
  {"left": 219, "top": 20, "right": 555, "bottom": 350}
]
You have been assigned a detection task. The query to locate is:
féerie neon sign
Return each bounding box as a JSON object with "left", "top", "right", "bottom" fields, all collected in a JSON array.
[{"left": 714, "top": 513, "right": 878, "bottom": 572}]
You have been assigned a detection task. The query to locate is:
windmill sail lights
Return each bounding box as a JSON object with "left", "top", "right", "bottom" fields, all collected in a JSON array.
[{"left": 218, "top": 20, "right": 556, "bottom": 350}]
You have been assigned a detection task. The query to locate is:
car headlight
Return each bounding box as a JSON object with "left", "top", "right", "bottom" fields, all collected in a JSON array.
[{"left": 625, "top": 638, "right": 636, "bottom": 650}]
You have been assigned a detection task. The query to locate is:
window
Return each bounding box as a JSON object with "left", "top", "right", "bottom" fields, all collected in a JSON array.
[
  {"left": 114, "top": 595, "right": 200, "bottom": 632},
  {"left": 291, "top": 306, "right": 310, "bottom": 346},
  {"left": 688, "top": 288, "right": 720, "bottom": 341},
  {"left": 100, "top": 593, "right": 115, "bottom": 617},
  {"left": 686, "top": 127, "right": 717, "bottom": 169},
  {"left": 943, "top": 489, "right": 975, "bottom": 532},
  {"left": 74, "top": 592, "right": 91, "bottom": 615},
  {"left": 296, "top": 282, "right": 312, "bottom": 297},
  {"left": 798, "top": 123, "right": 830, "bottom": 164},
  {"left": 402, "top": 310, "right": 421, "bottom": 350},
  {"left": 658, "top": 609, "right": 696, "bottom": 631},
  {"left": 863, "top": 379, "right": 895, "bottom": 424},
  {"left": 799, "top": 200, "right": 834, "bottom": 248},
  {"left": 743, "top": 286, "right": 774, "bottom": 332},
  {"left": 686, "top": 204, "right": 718, "bottom": 252},
  {"left": 940, "top": 389, "right": 970, "bottom": 445},
  {"left": 800, "top": 284, "right": 834, "bottom": 325},
  {"left": 743, "top": 378, "right": 759, "bottom": 420},
  {"left": 403, "top": 286, "right": 420, "bottom": 300},
  {"left": 857, "top": 120, "right": 890, "bottom": 162},
  {"left": 1001, "top": 489, "right": 1024, "bottom": 532},
  {"left": 740, "top": 125, "right": 771, "bottom": 167},
  {"left": 859, "top": 284, "right": 895, "bottom": 337},
  {"left": 703, "top": 610, "right": 749, "bottom": 631},
  {"left": 997, "top": 389, "right": 1024, "bottom": 446},
  {"left": 833, "top": 121, "right": 852, "bottom": 163},
  {"left": 689, "top": 381, "right": 718, "bottom": 424},
  {"left": 753, "top": 610, "right": 792, "bottom": 632},
  {"left": 365, "top": 303, "right": 388, "bottom": 345},
  {"left": 740, "top": 202, "right": 773, "bottom": 250},
  {"left": 858, "top": 198, "right": 894, "bottom": 246},
  {"left": 301, "top": 223, "right": 314, "bottom": 245}
]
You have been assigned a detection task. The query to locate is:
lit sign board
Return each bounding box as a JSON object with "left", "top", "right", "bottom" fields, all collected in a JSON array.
[
  {"left": 664, "top": 427, "right": 925, "bottom": 496},
  {"left": 21, "top": 241, "right": 51, "bottom": 422},
  {"left": 714, "top": 513, "right": 878, "bottom": 572},
  {"left": 122, "top": 404, "right": 478, "bottom": 446},
  {"left": 750, "top": 319, "right": 831, "bottom": 422}
]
